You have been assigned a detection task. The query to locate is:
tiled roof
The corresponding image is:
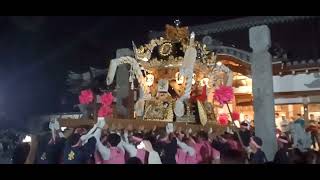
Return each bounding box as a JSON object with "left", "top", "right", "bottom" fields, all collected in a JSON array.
[{"left": 149, "top": 16, "right": 317, "bottom": 38}]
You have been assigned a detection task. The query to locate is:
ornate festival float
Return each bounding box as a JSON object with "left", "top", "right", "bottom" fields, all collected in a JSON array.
[{"left": 59, "top": 23, "right": 238, "bottom": 133}]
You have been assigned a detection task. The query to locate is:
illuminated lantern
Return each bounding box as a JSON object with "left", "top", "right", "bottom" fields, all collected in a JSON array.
[
  {"left": 200, "top": 78, "right": 209, "bottom": 87},
  {"left": 145, "top": 74, "right": 154, "bottom": 87},
  {"left": 142, "top": 57, "right": 149, "bottom": 62},
  {"left": 22, "top": 135, "right": 31, "bottom": 143},
  {"left": 175, "top": 72, "right": 184, "bottom": 85},
  {"left": 192, "top": 73, "right": 196, "bottom": 85}
]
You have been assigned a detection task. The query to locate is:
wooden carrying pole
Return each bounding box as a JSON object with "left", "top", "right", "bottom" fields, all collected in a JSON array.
[{"left": 58, "top": 118, "right": 227, "bottom": 134}]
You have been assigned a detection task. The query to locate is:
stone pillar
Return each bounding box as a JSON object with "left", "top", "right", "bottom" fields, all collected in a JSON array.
[
  {"left": 249, "top": 25, "right": 277, "bottom": 161},
  {"left": 116, "top": 48, "right": 133, "bottom": 118}
]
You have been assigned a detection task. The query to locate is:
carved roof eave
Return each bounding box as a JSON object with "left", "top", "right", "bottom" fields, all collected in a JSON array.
[
  {"left": 149, "top": 16, "right": 317, "bottom": 38},
  {"left": 209, "top": 45, "right": 320, "bottom": 76},
  {"left": 209, "top": 44, "right": 320, "bottom": 67},
  {"left": 219, "top": 54, "right": 320, "bottom": 76},
  {"left": 208, "top": 45, "right": 251, "bottom": 63}
]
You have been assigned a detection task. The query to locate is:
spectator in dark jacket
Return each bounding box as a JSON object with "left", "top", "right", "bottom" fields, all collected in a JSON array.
[
  {"left": 273, "top": 136, "right": 290, "bottom": 164},
  {"left": 248, "top": 136, "right": 268, "bottom": 164}
]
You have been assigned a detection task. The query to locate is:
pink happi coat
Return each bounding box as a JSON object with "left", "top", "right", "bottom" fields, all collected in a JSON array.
[
  {"left": 102, "top": 147, "right": 125, "bottom": 164},
  {"left": 94, "top": 150, "right": 103, "bottom": 164},
  {"left": 136, "top": 149, "right": 147, "bottom": 164},
  {"left": 176, "top": 143, "right": 197, "bottom": 164},
  {"left": 185, "top": 153, "right": 197, "bottom": 164},
  {"left": 175, "top": 148, "right": 187, "bottom": 164},
  {"left": 226, "top": 139, "right": 240, "bottom": 151},
  {"left": 195, "top": 141, "right": 220, "bottom": 164}
]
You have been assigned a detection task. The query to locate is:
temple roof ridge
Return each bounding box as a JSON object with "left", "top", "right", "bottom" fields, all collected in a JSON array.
[{"left": 149, "top": 16, "right": 318, "bottom": 38}]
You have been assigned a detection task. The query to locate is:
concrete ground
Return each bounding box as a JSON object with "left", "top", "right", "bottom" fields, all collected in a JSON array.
[{"left": 0, "top": 153, "right": 11, "bottom": 164}]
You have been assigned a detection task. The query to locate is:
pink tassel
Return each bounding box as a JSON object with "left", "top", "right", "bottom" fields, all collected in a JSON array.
[
  {"left": 231, "top": 112, "right": 240, "bottom": 121},
  {"left": 213, "top": 85, "right": 234, "bottom": 105},
  {"left": 218, "top": 113, "right": 229, "bottom": 126},
  {"left": 101, "top": 92, "right": 113, "bottom": 106},
  {"left": 79, "top": 89, "right": 94, "bottom": 104},
  {"left": 98, "top": 105, "right": 113, "bottom": 117}
]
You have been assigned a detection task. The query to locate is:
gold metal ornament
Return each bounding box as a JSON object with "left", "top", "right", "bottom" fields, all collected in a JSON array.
[
  {"left": 197, "top": 100, "right": 208, "bottom": 126},
  {"left": 41, "top": 152, "right": 47, "bottom": 160},
  {"left": 159, "top": 42, "right": 173, "bottom": 57},
  {"left": 68, "top": 150, "right": 75, "bottom": 160}
]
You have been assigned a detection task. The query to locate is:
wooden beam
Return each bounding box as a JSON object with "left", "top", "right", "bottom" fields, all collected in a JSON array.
[
  {"left": 217, "top": 55, "right": 251, "bottom": 76},
  {"left": 58, "top": 118, "right": 227, "bottom": 134},
  {"left": 58, "top": 118, "right": 95, "bottom": 127},
  {"left": 218, "top": 54, "right": 320, "bottom": 76},
  {"left": 274, "top": 90, "right": 320, "bottom": 98},
  {"left": 273, "top": 63, "right": 320, "bottom": 75}
]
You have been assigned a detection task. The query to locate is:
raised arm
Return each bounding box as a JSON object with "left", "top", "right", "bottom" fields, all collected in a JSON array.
[
  {"left": 143, "top": 140, "right": 162, "bottom": 164},
  {"left": 93, "top": 127, "right": 110, "bottom": 160},
  {"left": 82, "top": 136, "right": 97, "bottom": 160},
  {"left": 24, "top": 135, "right": 38, "bottom": 164},
  {"left": 80, "top": 124, "right": 98, "bottom": 145},
  {"left": 63, "top": 128, "right": 74, "bottom": 139},
  {"left": 176, "top": 138, "right": 195, "bottom": 156},
  {"left": 52, "top": 120, "right": 65, "bottom": 139},
  {"left": 118, "top": 140, "right": 137, "bottom": 158},
  {"left": 119, "top": 131, "right": 137, "bottom": 157},
  {"left": 148, "top": 151, "right": 162, "bottom": 164}
]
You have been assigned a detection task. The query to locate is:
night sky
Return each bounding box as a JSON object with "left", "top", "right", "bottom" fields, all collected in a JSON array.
[{"left": 0, "top": 16, "right": 244, "bottom": 128}]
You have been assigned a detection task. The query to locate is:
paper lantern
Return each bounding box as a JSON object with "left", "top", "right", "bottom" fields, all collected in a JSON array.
[
  {"left": 200, "top": 78, "right": 209, "bottom": 87},
  {"left": 175, "top": 72, "right": 184, "bottom": 85},
  {"left": 192, "top": 73, "right": 196, "bottom": 85},
  {"left": 22, "top": 135, "right": 31, "bottom": 143},
  {"left": 145, "top": 74, "right": 154, "bottom": 87}
]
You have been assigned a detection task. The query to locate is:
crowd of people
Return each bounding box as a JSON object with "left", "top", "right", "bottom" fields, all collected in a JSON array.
[
  {"left": 8, "top": 114, "right": 320, "bottom": 164},
  {"left": 0, "top": 129, "right": 29, "bottom": 163}
]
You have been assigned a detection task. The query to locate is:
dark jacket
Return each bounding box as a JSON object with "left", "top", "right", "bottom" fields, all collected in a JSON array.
[
  {"left": 36, "top": 137, "right": 66, "bottom": 164},
  {"left": 238, "top": 130, "right": 251, "bottom": 147},
  {"left": 12, "top": 143, "right": 30, "bottom": 164},
  {"left": 249, "top": 149, "right": 268, "bottom": 164},
  {"left": 158, "top": 138, "right": 177, "bottom": 164},
  {"left": 273, "top": 148, "right": 290, "bottom": 164},
  {"left": 62, "top": 137, "right": 96, "bottom": 164}
]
